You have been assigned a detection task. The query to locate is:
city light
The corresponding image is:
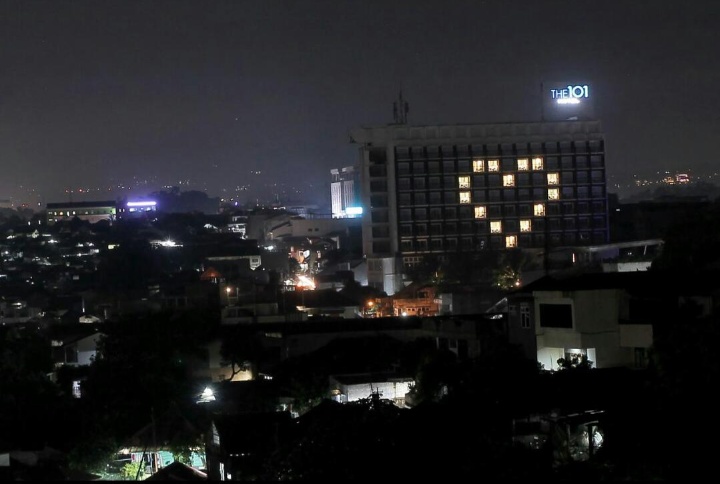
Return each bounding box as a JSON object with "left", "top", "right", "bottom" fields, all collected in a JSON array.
[{"left": 197, "top": 387, "right": 215, "bottom": 403}]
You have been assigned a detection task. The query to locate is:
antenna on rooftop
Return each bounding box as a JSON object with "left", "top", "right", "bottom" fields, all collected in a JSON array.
[{"left": 392, "top": 89, "right": 409, "bottom": 124}]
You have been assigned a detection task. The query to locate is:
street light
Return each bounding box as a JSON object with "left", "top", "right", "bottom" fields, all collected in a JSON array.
[{"left": 197, "top": 386, "right": 216, "bottom": 404}]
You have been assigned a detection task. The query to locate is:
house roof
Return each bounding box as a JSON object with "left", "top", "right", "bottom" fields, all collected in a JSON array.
[
  {"left": 145, "top": 461, "right": 207, "bottom": 481},
  {"left": 211, "top": 412, "right": 292, "bottom": 453},
  {"left": 330, "top": 372, "right": 414, "bottom": 386},
  {"left": 513, "top": 270, "right": 720, "bottom": 297},
  {"left": 125, "top": 403, "right": 202, "bottom": 450}
]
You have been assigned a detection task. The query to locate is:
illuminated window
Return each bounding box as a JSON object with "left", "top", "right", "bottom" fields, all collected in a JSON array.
[
  {"left": 503, "top": 174, "right": 515, "bottom": 187},
  {"left": 488, "top": 159, "right": 500, "bottom": 172},
  {"left": 490, "top": 221, "right": 502, "bottom": 233},
  {"left": 520, "top": 219, "right": 532, "bottom": 232},
  {"left": 517, "top": 158, "right": 529, "bottom": 171},
  {"left": 548, "top": 188, "right": 560, "bottom": 200},
  {"left": 473, "top": 159, "right": 485, "bottom": 172},
  {"left": 459, "top": 191, "right": 471, "bottom": 204},
  {"left": 547, "top": 173, "right": 559, "bottom": 185},
  {"left": 474, "top": 206, "right": 487, "bottom": 219},
  {"left": 534, "top": 203, "right": 545, "bottom": 216},
  {"left": 505, "top": 235, "right": 517, "bottom": 248},
  {"left": 458, "top": 176, "right": 471, "bottom": 189},
  {"left": 532, "top": 157, "right": 544, "bottom": 170}
]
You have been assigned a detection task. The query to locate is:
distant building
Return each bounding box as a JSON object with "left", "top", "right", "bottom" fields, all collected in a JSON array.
[
  {"left": 46, "top": 200, "right": 117, "bottom": 225},
  {"left": 117, "top": 199, "right": 157, "bottom": 220},
  {"left": 331, "top": 166, "right": 362, "bottom": 219}
]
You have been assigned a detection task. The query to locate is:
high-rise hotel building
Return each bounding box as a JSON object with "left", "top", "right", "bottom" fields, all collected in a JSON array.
[{"left": 350, "top": 120, "right": 607, "bottom": 295}]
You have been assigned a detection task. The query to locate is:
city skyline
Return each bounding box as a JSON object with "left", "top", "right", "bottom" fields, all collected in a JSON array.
[{"left": 2, "top": 0, "right": 718, "bottom": 206}]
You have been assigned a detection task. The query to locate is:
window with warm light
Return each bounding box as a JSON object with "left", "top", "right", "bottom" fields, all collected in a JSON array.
[
  {"left": 474, "top": 206, "right": 487, "bottom": 219},
  {"left": 458, "top": 176, "right": 471, "bottom": 189},
  {"left": 547, "top": 173, "right": 559, "bottom": 185},
  {"left": 517, "top": 158, "right": 529, "bottom": 171},
  {"left": 505, "top": 235, "right": 517, "bottom": 248},
  {"left": 548, "top": 188, "right": 560, "bottom": 200},
  {"left": 490, "top": 221, "right": 502, "bottom": 233},
  {"left": 473, "top": 159, "right": 485, "bottom": 172},
  {"left": 520, "top": 219, "right": 532, "bottom": 232},
  {"left": 534, "top": 203, "right": 545, "bottom": 216},
  {"left": 459, "top": 191, "right": 471, "bottom": 204},
  {"left": 488, "top": 159, "right": 500, "bottom": 172},
  {"left": 532, "top": 157, "right": 544, "bottom": 170},
  {"left": 503, "top": 174, "right": 515, "bottom": 187}
]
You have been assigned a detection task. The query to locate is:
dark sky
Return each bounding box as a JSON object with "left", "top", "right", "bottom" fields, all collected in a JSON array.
[{"left": 1, "top": 0, "right": 718, "bottom": 207}]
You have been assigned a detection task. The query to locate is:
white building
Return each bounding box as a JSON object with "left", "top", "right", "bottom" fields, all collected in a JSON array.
[{"left": 331, "top": 166, "right": 361, "bottom": 219}]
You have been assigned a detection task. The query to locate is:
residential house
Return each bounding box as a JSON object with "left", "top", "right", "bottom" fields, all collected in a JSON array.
[
  {"left": 205, "top": 412, "right": 292, "bottom": 481},
  {"left": 389, "top": 281, "right": 440, "bottom": 317},
  {"left": 329, "top": 372, "right": 415, "bottom": 408},
  {"left": 502, "top": 271, "right": 717, "bottom": 371}
]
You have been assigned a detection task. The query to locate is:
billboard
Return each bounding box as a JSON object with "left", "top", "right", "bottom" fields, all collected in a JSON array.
[{"left": 542, "top": 81, "right": 596, "bottom": 121}]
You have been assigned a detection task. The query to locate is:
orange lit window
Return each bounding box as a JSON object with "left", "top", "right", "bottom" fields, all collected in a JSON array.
[
  {"left": 532, "top": 157, "right": 544, "bottom": 170},
  {"left": 517, "top": 158, "right": 529, "bottom": 171},
  {"left": 474, "top": 206, "right": 487, "bottom": 219},
  {"left": 459, "top": 191, "right": 471, "bottom": 204},
  {"left": 473, "top": 159, "right": 485, "bottom": 172},
  {"left": 503, "top": 174, "right": 515, "bottom": 187},
  {"left": 547, "top": 173, "right": 559, "bottom": 185},
  {"left": 548, "top": 188, "right": 560, "bottom": 200},
  {"left": 534, "top": 203, "right": 545, "bottom": 216},
  {"left": 505, "top": 235, "right": 517, "bottom": 248},
  {"left": 520, "top": 219, "right": 532, "bottom": 232},
  {"left": 490, "top": 221, "right": 502, "bottom": 233},
  {"left": 458, "top": 176, "right": 471, "bottom": 189},
  {"left": 488, "top": 159, "right": 500, "bottom": 172}
]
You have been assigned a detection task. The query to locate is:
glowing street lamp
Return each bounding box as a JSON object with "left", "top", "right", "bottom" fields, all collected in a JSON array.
[{"left": 197, "top": 387, "right": 215, "bottom": 404}]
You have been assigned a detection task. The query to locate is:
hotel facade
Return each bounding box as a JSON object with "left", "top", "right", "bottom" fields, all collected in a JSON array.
[{"left": 350, "top": 120, "right": 608, "bottom": 295}]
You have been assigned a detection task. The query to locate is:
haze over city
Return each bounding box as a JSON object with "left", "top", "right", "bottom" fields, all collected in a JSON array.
[{"left": 1, "top": 0, "right": 718, "bottom": 206}]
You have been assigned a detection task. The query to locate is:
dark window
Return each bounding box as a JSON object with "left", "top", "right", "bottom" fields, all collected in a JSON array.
[
  {"left": 372, "top": 226, "right": 389, "bottom": 238},
  {"left": 539, "top": 304, "right": 573, "bottom": 328}
]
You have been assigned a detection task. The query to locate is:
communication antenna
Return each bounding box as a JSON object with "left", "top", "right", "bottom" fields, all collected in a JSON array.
[{"left": 393, "top": 89, "right": 409, "bottom": 124}]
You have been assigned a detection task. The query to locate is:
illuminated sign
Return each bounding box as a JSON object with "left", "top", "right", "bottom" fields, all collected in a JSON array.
[
  {"left": 346, "top": 206, "right": 363, "bottom": 215},
  {"left": 127, "top": 200, "right": 157, "bottom": 213},
  {"left": 127, "top": 200, "right": 157, "bottom": 207},
  {"left": 550, "top": 85, "right": 589, "bottom": 104}
]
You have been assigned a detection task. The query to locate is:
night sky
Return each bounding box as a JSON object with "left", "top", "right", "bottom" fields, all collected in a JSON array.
[{"left": 1, "top": 0, "right": 718, "bottom": 207}]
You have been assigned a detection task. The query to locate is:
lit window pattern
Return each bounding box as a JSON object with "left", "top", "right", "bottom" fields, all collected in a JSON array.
[
  {"left": 458, "top": 176, "right": 471, "bottom": 189},
  {"left": 517, "top": 158, "right": 529, "bottom": 171},
  {"left": 532, "top": 157, "right": 544, "bottom": 170},
  {"left": 534, "top": 203, "right": 545, "bottom": 216},
  {"left": 459, "top": 191, "right": 471, "bottom": 204},
  {"left": 490, "top": 221, "right": 502, "bottom": 233},
  {"left": 488, "top": 159, "right": 500, "bottom": 172},
  {"left": 503, "top": 174, "right": 515, "bottom": 187},
  {"left": 474, "top": 206, "right": 487, "bottom": 219},
  {"left": 520, "top": 219, "right": 532, "bottom": 232},
  {"left": 473, "top": 159, "right": 485, "bottom": 172},
  {"left": 505, "top": 235, "right": 517, "bottom": 248},
  {"left": 547, "top": 173, "right": 559, "bottom": 185},
  {"left": 548, "top": 188, "right": 560, "bottom": 200}
]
